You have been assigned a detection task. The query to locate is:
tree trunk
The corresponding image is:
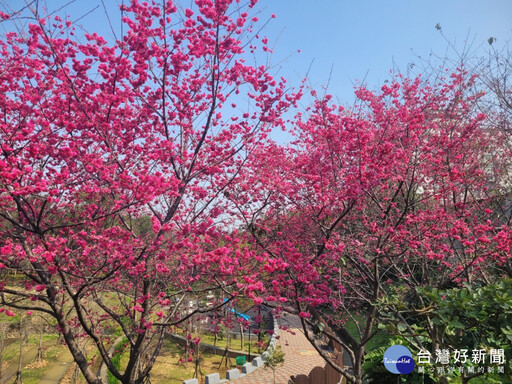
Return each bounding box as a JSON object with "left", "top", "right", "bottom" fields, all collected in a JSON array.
[
  {"left": 15, "top": 320, "right": 23, "bottom": 384},
  {"left": 351, "top": 347, "right": 364, "bottom": 384},
  {"left": 36, "top": 330, "right": 44, "bottom": 361},
  {"left": 72, "top": 364, "right": 80, "bottom": 383},
  {"left": 0, "top": 323, "right": 5, "bottom": 383},
  {"left": 240, "top": 324, "right": 244, "bottom": 351},
  {"left": 225, "top": 330, "right": 230, "bottom": 368}
]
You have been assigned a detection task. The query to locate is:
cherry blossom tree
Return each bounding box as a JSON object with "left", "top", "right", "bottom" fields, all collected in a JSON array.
[
  {"left": 233, "top": 70, "right": 510, "bottom": 384},
  {"left": 0, "top": 1, "right": 299, "bottom": 382}
]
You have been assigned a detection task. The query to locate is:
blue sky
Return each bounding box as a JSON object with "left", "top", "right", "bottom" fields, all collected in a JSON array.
[
  {"left": 256, "top": 0, "right": 512, "bottom": 103},
  {"left": 2, "top": 0, "right": 511, "bottom": 103}
]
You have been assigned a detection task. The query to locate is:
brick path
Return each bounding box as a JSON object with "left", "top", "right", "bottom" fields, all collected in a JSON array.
[{"left": 229, "top": 313, "right": 325, "bottom": 384}]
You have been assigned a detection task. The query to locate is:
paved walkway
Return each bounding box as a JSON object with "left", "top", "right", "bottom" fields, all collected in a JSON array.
[
  {"left": 38, "top": 347, "right": 74, "bottom": 384},
  {"left": 1, "top": 341, "right": 73, "bottom": 384},
  {"left": 229, "top": 313, "right": 325, "bottom": 384},
  {"left": 1, "top": 344, "right": 39, "bottom": 384}
]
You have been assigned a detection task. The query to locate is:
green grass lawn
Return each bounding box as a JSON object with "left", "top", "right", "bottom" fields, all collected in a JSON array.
[
  {"left": 198, "top": 332, "right": 263, "bottom": 353},
  {"left": 111, "top": 338, "right": 236, "bottom": 384},
  {"left": 341, "top": 311, "right": 390, "bottom": 351}
]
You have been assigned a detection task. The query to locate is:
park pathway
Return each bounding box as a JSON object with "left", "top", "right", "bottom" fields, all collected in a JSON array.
[
  {"left": 38, "top": 347, "right": 74, "bottom": 384},
  {"left": 1, "top": 341, "right": 72, "bottom": 384},
  {"left": 0, "top": 344, "right": 39, "bottom": 384},
  {"left": 229, "top": 313, "right": 325, "bottom": 384}
]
